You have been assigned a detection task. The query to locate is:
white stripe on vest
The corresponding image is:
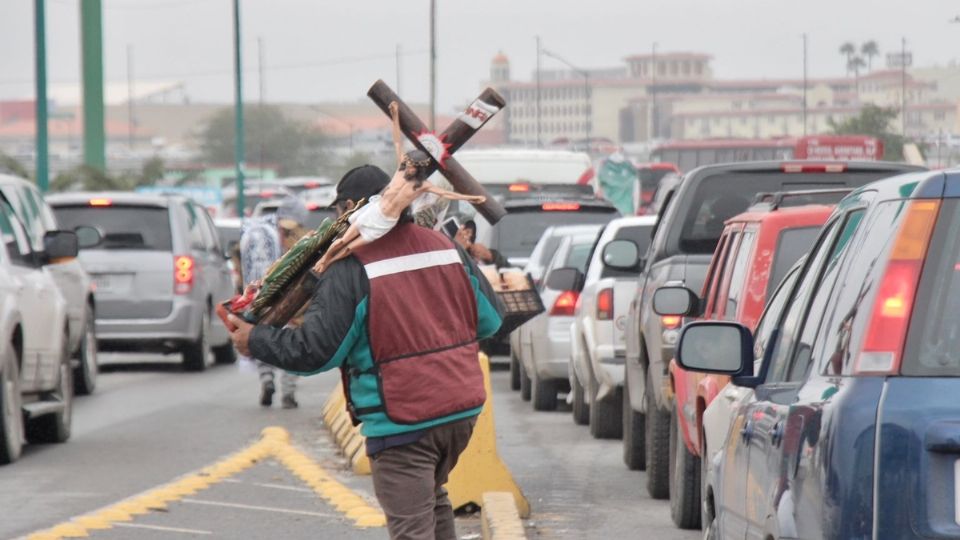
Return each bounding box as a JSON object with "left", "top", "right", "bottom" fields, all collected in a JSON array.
[{"left": 363, "top": 249, "right": 462, "bottom": 279}]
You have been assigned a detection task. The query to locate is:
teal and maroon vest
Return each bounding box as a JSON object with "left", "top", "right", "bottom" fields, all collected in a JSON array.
[{"left": 350, "top": 223, "right": 485, "bottom": 425}]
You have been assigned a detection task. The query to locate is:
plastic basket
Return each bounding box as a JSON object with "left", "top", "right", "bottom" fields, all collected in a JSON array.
[{"left": 494, "top": 275, "right": 545, "bottom": 336}]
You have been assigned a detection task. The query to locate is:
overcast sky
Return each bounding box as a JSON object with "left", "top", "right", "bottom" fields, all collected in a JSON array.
[{"left": 1, "top": 0, "right": 959, "bottom": 113}]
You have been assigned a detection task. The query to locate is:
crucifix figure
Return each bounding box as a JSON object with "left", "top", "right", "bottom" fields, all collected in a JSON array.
[{"left": 313, "top": 102, "right": 488, "bottom": 273}]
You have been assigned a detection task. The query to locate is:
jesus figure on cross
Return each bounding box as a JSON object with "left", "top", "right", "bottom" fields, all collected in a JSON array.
[{"left": 312, "top": 101, "right": 486, "bottom": 274}]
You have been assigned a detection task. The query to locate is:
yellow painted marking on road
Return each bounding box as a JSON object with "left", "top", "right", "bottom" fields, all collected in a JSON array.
[
  {"left": 113, "top": 523, "right": 213, "bottom": 535},
  {"left": 27, "top": 427, "right": 384, "bottom": 539}
]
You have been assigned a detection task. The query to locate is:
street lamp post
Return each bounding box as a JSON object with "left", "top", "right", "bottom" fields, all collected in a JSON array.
[
  {"left": 541, "top": 48, "right": 590, "bottom": 148},
  {"left": 232, "top": 0, "right": 245, "bottom": 217},
  {"left": 34, "top": 0, "right": 49, "bottom": 191}
]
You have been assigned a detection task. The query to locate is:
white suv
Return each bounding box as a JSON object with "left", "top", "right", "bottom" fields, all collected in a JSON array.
[
  {"left": 570, "top": 216, "right": 655, "bottom": 438},
  {"left": 0, "top": 175, "right": 99, "bottom": 395},
  {"left": 0, "top": 192, "right": 79, "bottom": 464}
]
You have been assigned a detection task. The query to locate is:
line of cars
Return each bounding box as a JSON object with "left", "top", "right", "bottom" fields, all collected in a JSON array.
[{"left": 505, "top": 156, "right": 954, "bottom": 538}]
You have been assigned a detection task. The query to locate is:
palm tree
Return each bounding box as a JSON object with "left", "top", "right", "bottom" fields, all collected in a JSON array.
[
  {"left": 861, "top": 41, "right": 879, "bottom": 72},
  {"left": 840, "top": 42, "right": 857, "bottom": 75},
  {"left": 848, "top": 56, "right": 867, "bottom": 98}
]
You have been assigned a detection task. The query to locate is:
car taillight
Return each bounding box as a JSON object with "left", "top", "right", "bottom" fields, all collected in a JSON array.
[
  {"left": 509, "top": 183, "right": 530, "bottom": 192},
  {"left": 89, "top": 198, "right": 112, "bottom": 206},
  {"left": 597, "top": 288, "right": 614, "bottom": 320},
  {"left": 542, "top": 202, "right": 581, "bottom": 211},
  {"left": 781, "top": 163, "right": 846, "bottom": 173},
  {"left": 550, "top": 291, "right": 579, "bottom": 316},
  {"left": 174, "top": 255, "right": 195, "bottom": 295},
  {"left": 661, "top": 315, "right": 682, "bottom": 329},
  {"left": 856, "top": 200, "right": 940, "bottom": 375}
]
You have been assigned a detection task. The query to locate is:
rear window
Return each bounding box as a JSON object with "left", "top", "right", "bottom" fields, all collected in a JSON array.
[
  {"left": 768, "top": 226, "right": 820, "bottom": 298},
  {"left": 495, "top": 209, "right": 616, "bottom": 259},
  {"left": 566, "top": 242, "right": 594, "bottom": 272},
  {"left": 602, "top": 225, "right": 654, "bottom": 278},
  {"left": 679, "top": 171, "right": 898, "bottom": 254},
  {"left": 53, "top": 205, "right": 172, "bottom": 251},
  {"left": 904, "top": 199, "right": 960, "bottom": 376},
  {"left": 638, "top": 168, "right": 672, "bottom": 193}
]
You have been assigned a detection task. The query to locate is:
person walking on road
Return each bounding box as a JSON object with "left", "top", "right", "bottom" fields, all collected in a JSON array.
[
  {"left": 228, "top": 165, "right": 503, "bottom": 540},
  {"left": 239, "top": 196, "right": 309, "bottom": 409}
]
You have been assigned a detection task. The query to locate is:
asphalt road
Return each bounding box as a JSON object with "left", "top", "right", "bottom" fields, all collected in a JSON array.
[{"left": 1, "top": 353, "right": 698, "bottom": 540}]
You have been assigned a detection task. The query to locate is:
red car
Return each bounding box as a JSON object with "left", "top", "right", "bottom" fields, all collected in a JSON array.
[{"left": 655, "top": 189, "right": 848, "bottom": 529}]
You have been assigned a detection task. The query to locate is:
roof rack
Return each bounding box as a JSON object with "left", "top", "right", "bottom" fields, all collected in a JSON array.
[{"left": 750, "top": 188, "right": 853, "bottom": 211}]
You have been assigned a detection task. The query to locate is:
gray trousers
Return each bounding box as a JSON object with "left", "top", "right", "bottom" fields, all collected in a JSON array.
[
  {"left": 257, "top": 361, "right": 297, "bottom": 396},
  {"left": 370, "top": 417, "right": 477, "bottom": 540}
]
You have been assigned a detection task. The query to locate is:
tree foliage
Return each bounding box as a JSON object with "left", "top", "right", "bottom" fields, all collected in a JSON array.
[
  {"left": 829, "top": 104, "right": 909, "bottom": 161},
  {"left": 198, "top": 105, "right": 330, "bottom": 176},
  {"left": 0, "top": 151, "right": 30, "bottom": 179},
  {"left": 50, "top": 157, "right": 168, "bottom": 192}
]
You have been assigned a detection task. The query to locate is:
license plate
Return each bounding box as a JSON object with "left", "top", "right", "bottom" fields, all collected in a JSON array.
[
  {"left": 94, "top": 274, "right": 131, "bottom": 294},
  {"left": 955, "top": 459, "right": 960, "bottom": 526}
]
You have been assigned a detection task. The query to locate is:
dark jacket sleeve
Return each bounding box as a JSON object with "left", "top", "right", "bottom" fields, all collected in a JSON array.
[{"left": 248, "top": 257, "right": 367, "bottom": 374}]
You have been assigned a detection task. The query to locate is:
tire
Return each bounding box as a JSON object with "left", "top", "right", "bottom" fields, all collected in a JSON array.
[
  {"left": 182, "top": 309, "right": 211, "bottom": 372},
  {"left": 0, "top": 344, "right": 23, "bottom": 464},
  {"left": 531, "top": 372, "right": 558, "bottom": 411},
  {"left": 509, "top": 354, "right": 521, "bottom": 391},
  {"left": 623, "top": 374, "right": 646, "bottom": 470},
  {"left": 27, "top": 339, "right": 72, "bottom": 444},
  {"left": 645, "top": 369, "right": 671, "bottom": 499},
  {"left": 669, "top": 407, "right": 701, "bottom": 529},
  {"left": 520, "top": 365, "right": 532, "bottom": 402},
  {"left": 589, "top": 378, "right": 623, "bottom": 439},
  {"left": 571, "top": 374, "right": 589, "bottom": 425},
  {"left": 213, "top": 342, "right": 237, "bottom": 365},
  {"left": 73, "top": 305, "right": 98, "bottom": 396}
]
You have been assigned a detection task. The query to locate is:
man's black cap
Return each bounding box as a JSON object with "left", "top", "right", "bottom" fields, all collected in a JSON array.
[{"left": 331, "top": 165, "right": 390, "bottom": 207}]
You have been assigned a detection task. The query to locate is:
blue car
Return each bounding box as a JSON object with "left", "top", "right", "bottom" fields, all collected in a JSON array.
[{"left": 672, "top": 169, "right": 960, "bottom": 539}]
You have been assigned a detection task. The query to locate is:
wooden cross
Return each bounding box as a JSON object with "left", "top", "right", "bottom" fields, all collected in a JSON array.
[{"left": 367, "top": 80, "right": 507, "bottom": 224}]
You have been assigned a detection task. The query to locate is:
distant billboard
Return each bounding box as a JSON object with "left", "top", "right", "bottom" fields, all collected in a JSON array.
[{"left": 886, "top": 52, "right": 913, "bottom": 69}]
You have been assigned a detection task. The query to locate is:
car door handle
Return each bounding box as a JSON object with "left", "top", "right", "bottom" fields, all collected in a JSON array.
[
  {"left": 770, "top": 421, "right": 785, "bottom": 447},
  {"left": 741, "top": 420, "right": 754, "bottom": 442}
]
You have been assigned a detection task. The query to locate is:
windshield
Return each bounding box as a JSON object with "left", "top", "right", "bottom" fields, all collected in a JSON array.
[
  {"left": 904, "top": 200, "right": 960, "bottom": 376},
  {"left": 767, "top": 226, "right": 820, "bottom": 298},
  {"left": 679, "top": 171, "right": 898, "bottom": 254},
  {"left": 495, "top": 210, "right": 616, "bottom": 259},
  {"left": 54, "top": 205, "right": 172, "bottom": 251}
]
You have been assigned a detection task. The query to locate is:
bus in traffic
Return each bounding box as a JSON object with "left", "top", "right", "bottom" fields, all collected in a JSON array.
[{"left": 651, "top": 135, "right": 883, "bottom": 171}]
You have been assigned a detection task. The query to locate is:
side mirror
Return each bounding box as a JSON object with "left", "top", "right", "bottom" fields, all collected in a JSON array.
[
  {"left": 74, "top": 226, "right": 102, "bottom": 249},
  {"left": 602, "top": 239, "right": 640, "bottom": 271},
  {"left": 545, "top": 267, "right": 583, "bottom": 292},
  {"left": 676, "top": 321, "right": 754, "bottom": 376},
  {"left": 43, "top": 230, "right": 79, "bottom": 261},
  {"left": 653, "top": 286, "right": 701, "bottom": 317}
]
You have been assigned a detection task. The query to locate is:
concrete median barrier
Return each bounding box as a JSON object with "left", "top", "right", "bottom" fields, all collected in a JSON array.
[{"left": 319, "top": 353, "right": 530, "bottom": 517}]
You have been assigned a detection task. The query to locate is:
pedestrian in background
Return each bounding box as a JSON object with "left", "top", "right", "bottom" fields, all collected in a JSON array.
[
  {"left": 238, "top": 196, "right": 309, "bottom": 409},
  {"left": 228, "top": 165, "right": 503, "bottom": 539}
]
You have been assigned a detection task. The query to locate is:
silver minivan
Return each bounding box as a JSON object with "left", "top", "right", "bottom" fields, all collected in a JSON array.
[{"left": 47, "top": 192, "right": 235, "bottom": 371}]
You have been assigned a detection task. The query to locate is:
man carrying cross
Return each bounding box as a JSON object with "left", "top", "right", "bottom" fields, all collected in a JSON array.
[{"left": 228, "top": 163, "right": 503, "bottom": 539}]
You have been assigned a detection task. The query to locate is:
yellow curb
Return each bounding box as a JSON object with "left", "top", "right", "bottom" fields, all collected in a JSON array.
[
  {"left": 26, "top": 426, "right": 385, "bottom": 538},
  {"left": 480, "top": 492, "right": 527, "bottom": 540},
  {"left": 351, "top": 449, "right": 372, "bottom": 475}
]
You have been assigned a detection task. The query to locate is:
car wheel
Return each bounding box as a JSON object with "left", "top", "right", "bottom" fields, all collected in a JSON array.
[
  {"left": 0, "top": 343, "right": 23, "bottom": 464},
  {"left": 623, "top": 374, "right": 645, "bottom": 470},
  {"left": 571, "top": 373, "right": 589, "bottom": 425},
  {"left": 213, "top": 342, "right": 237, "bottom": 365},
  {"left": 589, "top": 378, "right": 623, "bottom": 439},
  {"left": 509, "top": 353, "right": 521, "bottom": 391},
  {"left": 645, "top": 369, "right": 670, "bottom": 499},
  {"left": 519, "top": 365, "right": 532, "bottom": 402},
  {"left": 669, "top": 407, "right": 701, "bottom": 529},
  {"left": 73, "top": 305, "right": 98, "bottom": 395},
  {"left": 27, "top": 337, "right": 72, "bottom": 444},
  {"left": 182, "top": 309, "right": 211, "bottom": 372},
  {"left": 531, "top": 371, "right": 558, "bottom": 411}
]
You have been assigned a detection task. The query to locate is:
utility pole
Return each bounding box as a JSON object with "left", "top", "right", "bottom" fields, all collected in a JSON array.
[
  {"left": 651, "top": 42, "right": 658, "bottom": 140},
  {"left": 802, "top": 33, "right": 808, "bottom": 136},
  {"left": 541, "top": 48, "right": 589, "bottom": 149},
  {"left": 232, "top": 0, "right": 245, "bottom": 217},
  {"left": 126, "top": 44, "right": 135, "bottom": 150},
  {"left": 536, "top": 35, "right": 542, "bottom": 148},
  {"left": 396, "top": 43, "right": 402, "bottom": 96},
  {"left": 257, "top": 37, "right": 265, "bottom": 105},
  {"left": 80, "top": 0, "right": 105, "bottom": 171},
  {"left": 429, "top": 0, "right": 436, "bottom": 131},
  {"left": 34, "top": 0, "right": 49, "bottom": 191},
  {"left": 901, "top": 37, "right": 907, "bottom": 137}
]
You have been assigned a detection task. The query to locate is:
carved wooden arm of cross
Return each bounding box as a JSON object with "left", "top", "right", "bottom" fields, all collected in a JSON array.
[{"left": 367, "top": 80, "right": 507, "bottom": 224}]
